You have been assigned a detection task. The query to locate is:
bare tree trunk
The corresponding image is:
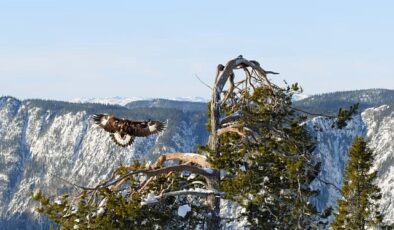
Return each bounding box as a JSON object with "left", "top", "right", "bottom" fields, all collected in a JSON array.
[
  {"left": 206, "top": 56, "right": 276, "bottom": 229},
  {"left": 205, "top": 62, "right": 228, "bottom": 229},
  {"left": 207, "top": 59, "right": 239, "bottom": 229}
]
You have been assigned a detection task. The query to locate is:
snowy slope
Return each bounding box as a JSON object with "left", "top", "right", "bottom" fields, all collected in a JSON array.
[
  {"left": 309, "top": 114, "right": 367, "bottom": 212},
  {"left": 363, "top": 105, "right": 394, "bottom": 225},
  {"left": 0, "top": 97, "right": 208, "bottom": 229},
  {"left": 309, "top": 104, "right": 394, "bottom": 226}
]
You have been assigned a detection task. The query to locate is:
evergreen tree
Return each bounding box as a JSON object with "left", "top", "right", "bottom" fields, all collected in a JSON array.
[
  {"left": 332, "top": 137, "right": 383, "bottom": 230},
  {"left": 208, "top": 83, "right": 321, "bottom": 229}
]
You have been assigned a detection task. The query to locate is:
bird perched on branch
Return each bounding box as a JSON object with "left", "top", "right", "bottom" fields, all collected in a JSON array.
[{"left": 93, "top": 114, "right": 166, "bottom": 147}]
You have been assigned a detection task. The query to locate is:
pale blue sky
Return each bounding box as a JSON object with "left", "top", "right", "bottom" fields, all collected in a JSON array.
[{"left": 0, "top": 0, "right": 393, "bottom": 100}]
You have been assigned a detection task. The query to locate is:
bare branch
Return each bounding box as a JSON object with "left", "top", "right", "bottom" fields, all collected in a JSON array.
[
  {"left": 137, "top": 176, "right": 155, "bottom": 192},
  {"left": 237, "top": 57, "right": 276, "bottom": 92},
  {"left": 291, "top": 106, "right": 336, "bottom": 118},
  {"left": 160, "top": 189, "right": 225, "bottom": 198},
  {"left": 50, "top": 173, "right": 86, "bottom": 190},
  {"left": 74, "top": 164, "right": 216, "bottom": 191},
  {"left": 217, "top": 126, "right": 246, "bottom": 137},
  {"left": 152, "top": 152, "right": 211, "bottom": 169},
  {"left": 316, "top": 177, "right": 343, "bottom": 194},
  {"left": 265, "top": 71, "right": 280, "bottom": 75},
  {"left": 221, "top": 72, "right": 235, "bottom": 106},
  {"left": 159, "top": 178, "right": 174, "bottom": 196},
  {"left": 110, "top": 178, "right": 128, "bottom": 191},
  {"left": 215, "top": 64, "right": 225, "bottom": 83},
  {"left": 243, "top": 67, "right": 256, "bottom": 92},
  {"left": 194, "top": 74, "right": 212, "bottom": 90},
  {"left": 220, "top": 111, "right": 242, "bottom": 125}
]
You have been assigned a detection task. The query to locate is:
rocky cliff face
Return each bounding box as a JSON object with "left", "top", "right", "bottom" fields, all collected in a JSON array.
[
  {"left": 1, "top": 89, "right": 394, "bottom": 229},
  {"left": 0, "top": 97, "right": 208, "bottom": 229},
  {"left": 307, "top": 105, "right": 394, "bottom": 226},
  {"left": 309, "top": 114, "right": 366, "bottom": 212},
  {"left": 295, "top": 90, "right": 394, "bottom": 225},
  {"left": 361, "top": 105, "right": 394, "bottom": 224}
]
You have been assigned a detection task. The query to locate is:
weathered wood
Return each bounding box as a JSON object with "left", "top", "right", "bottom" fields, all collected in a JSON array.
[
  {"left": 151, "top": 152, "right": 211, "bottom": 169},
  {"left": 217, "top": 126, "right": 245, "bottom": 137},
  {"left": 108, "top": 165, "right": 215, "bottom": 191},
  {"left": 160, "top": 190, "right": 224, "bottom": 198}
]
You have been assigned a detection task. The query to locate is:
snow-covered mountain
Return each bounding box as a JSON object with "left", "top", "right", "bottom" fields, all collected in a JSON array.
[
  {"left": 71, "top": 96, "right": 208, "bottom": 106},
  {"left": 291, "top": 93, "right": 310, "bottom": 101},
  {"left": 71, "top": 96, "right": 144, "bottom": 106},
  {"left": 0, "top": 97, "right": 208, "bottom": 229},
  {"left": 1, "top": 89, "right": 394, "bottom": 229}
]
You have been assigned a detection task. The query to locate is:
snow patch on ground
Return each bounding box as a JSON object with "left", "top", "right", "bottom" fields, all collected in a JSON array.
[{"left": 141, "top": 192, "right": 159, "bottom": 206}]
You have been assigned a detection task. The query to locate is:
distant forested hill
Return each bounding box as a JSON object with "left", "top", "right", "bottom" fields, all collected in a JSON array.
[{"left": 294, "top": 89, "right": 394, "bottom": 115}]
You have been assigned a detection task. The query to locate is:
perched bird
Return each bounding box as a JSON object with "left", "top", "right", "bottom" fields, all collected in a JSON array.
[{"left": 93, "top": 114, "right": 166, "bottom": 147}]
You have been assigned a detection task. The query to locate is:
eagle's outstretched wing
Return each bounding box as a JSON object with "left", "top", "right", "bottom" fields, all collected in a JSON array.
[
  {"left": 93, "top": 114, "right": 165, "bottom": 147},
  {"left": 127, "top": 120, "right": 166, "bottom": 137}
]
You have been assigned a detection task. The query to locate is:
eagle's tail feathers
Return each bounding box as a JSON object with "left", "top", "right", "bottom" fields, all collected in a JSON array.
[{"left": 110, "top": 133, "right": 134, "bottom": 147}]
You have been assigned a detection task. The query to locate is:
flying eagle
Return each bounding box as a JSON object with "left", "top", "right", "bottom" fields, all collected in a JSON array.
[{"left": 93, "top": 114, "right": 166, "bottom": 147}]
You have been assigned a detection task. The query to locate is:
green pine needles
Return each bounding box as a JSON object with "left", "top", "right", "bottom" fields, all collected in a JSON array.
[
  {"left": 208, "top": 85, "right": 320, "bottom": 229},
  {"left": 332, "top": 137, "right": 383, "bottom": 230}
]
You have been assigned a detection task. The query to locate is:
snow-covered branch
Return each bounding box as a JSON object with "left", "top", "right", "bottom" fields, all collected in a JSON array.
[
  {"left": 160, "top": 189, "right": 225, "bottom": 198},
  {"left": 63, "top": 164, "right": 216, "bottom": 193},
  {"left": 145, "top": 165, "right": 215, "bottom": 179}
]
